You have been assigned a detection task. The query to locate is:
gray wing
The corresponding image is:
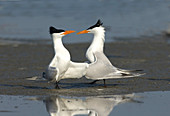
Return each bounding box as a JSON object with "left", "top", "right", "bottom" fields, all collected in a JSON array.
[
  {"left": 86, "top": 52, "right": 144, "bottom": 79},
  {"left": 85, "top": 52, "right": 121, "bottom": 80},
  {"left": 44, "top": 66, "right": 58, "bottom": 82}
]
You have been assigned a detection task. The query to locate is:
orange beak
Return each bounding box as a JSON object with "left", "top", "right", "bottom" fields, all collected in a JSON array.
[
  {"left": 62, "top": 30, "right": 75, "bottom": 35},
  {"left": 77, "top": 30, "right": 90, "bottom": 34}
]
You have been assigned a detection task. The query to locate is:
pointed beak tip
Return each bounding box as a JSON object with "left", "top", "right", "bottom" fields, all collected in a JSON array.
[
  {"left": 63, "top": 30, "right": 75, "bottom": 35},
  {"left": 70, "top": 30, "right": 76, "bottom": 33},
  {"left": 77, "top": 30, "right": 89, "bottom": 35},
  {"left": 67, "top": 30, "right": 75, "bottom": 34},
  {"left": 77, "top": 32, "right": 81, "bottom": 35}
]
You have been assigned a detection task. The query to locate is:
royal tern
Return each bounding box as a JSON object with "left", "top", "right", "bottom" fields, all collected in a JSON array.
[
  {"left": 77, "top": 20, "right": 144, "bottom": 84},
  {"left": 43, "top": 26, "right": 89, "bottom": 88}
]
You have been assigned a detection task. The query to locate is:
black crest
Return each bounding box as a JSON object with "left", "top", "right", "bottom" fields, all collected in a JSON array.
[
  {"left": 87, "top": 19, "right": 103, "bottom": 30},
  {"left": 49, "top": 26, "right": 65, "bottom": 34}
]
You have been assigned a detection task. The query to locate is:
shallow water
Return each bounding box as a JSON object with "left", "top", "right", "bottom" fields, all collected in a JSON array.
[
  {"left": 0, "top": 91, "right": 170, "bottom": 116},
  {"left": 0, "top": 0, "right": 170, "bottom": 43}
]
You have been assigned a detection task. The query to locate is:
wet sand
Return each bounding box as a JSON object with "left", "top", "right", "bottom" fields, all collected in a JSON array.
[{"left": 0, "top": 39, "right": 169, "bottom": 96}]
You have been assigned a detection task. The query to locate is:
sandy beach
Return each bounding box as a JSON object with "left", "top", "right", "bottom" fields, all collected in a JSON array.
[{"left": 0, "top": 38, "right": 169, "bottom": 97}]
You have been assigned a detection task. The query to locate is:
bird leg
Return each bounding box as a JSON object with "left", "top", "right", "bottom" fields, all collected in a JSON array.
[
  {"left": 89, "top": 80, "right": 99, "bottom": 84},
  {"left": 42, "top": 72, "right": 46, "bottom": 78},
  {"left": 103, "top": 79, "right": 107, "bottom": 87},
  {"left": 55, "top": 81, "right": 60, "bottom": 89}
]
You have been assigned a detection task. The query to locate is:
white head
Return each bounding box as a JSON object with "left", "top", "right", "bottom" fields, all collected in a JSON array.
[
  {"left": 77, "top": 19, "right": 105, "bottom": 35},
  {"left": 49, "top": 26, "right": 75, "bottom": 38}
]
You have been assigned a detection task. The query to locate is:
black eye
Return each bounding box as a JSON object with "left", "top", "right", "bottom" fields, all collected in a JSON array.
[{"left": 49, "top": 26, "right": 65, "bottom": 34}]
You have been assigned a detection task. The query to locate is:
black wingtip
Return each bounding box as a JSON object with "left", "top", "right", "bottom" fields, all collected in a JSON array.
[
  {"left": 49, "top": 26, "right": 65, "bottom": 34},
  {"left": 87, "top": 19, "right": 103, "bottom": 30}
]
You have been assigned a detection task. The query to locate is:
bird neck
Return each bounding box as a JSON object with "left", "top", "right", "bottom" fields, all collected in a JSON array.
[
  {"left": 49, "top": 34, "right": 66, "bottom": 67},
  {"left": 52, "top": 34, "right": 65, "bottom": 53},
  {"left": 90, "top": 28, "right": 105, "bottom": 52}
]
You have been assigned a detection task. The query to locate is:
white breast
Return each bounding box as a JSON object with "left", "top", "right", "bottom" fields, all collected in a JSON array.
[{"left": 49, "top": 34, "right": 71, "bottom": 82}]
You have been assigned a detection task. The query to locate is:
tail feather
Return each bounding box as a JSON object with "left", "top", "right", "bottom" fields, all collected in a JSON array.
[
  {"left": 121, "top": 72, "right": 145, "bottom": 78},
  {"left": 127, "top": 69, "right": 143, "bottom": 72},
  {"left": 118, "top": 68, "right": 143, "bottom": 73},
  {"left": 118, "top": 68, "right": 145, "bottom": 78}
]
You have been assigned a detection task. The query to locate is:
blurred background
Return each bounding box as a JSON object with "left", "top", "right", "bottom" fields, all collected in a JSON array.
[{"left": 0, "top": 0, "right": 170, "bottom": 43}]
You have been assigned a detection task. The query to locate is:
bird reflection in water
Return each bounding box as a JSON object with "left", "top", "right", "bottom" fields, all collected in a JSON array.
[{"left": 44, "top": 94, "right": 140, "bottom": 116}]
